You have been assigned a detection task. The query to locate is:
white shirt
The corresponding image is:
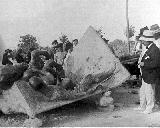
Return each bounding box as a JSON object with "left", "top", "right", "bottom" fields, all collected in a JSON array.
[
  {"left": 63, "top": 51, "right": 71, "bottom": 65},
  {"left": 135, "top": 41, "right": 142, "bottom": 52},
  {"left": 54, "top": 52, "right": 65, "bottom": 65},
  {"left": 140, "top": 43, "right": 153, "bottom": 60},
  {"left": 147, "top": 43, "right": 153, "bottom": 49},
  {"left": 138, "top": 44, "right": 147, "bottom": 70},
  {"left": 138, "top": 43, "right": 153, "bottom": 72}
]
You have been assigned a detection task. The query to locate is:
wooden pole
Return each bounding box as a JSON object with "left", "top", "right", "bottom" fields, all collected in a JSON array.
[{"left": 126, "top": 0, "right": 130, "bottom": 54}]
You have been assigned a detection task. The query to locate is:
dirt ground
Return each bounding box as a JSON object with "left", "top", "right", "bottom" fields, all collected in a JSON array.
[{"left": 1, "top": 80, "right": 160, "bottom": 127}]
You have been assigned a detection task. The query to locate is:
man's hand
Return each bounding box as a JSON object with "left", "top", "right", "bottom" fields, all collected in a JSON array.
[{"left": 139, "top": 62, "right": 144, "bottom": 66}]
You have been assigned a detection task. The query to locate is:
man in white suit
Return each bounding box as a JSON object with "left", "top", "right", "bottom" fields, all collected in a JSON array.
[{"left": 134, "top": 30, "right": 160, "bottom": 114}]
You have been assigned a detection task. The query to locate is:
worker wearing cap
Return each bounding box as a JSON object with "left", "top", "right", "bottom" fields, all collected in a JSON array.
[
  {"left": 150, "top": 24, "right": 160, "bottom": 49},
  {"left": 72, "top": 39, "right": 78, "bottom": 50}
]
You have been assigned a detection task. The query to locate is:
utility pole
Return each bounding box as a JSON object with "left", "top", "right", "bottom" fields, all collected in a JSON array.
[{"left": 126, "top": 0, "right": 130, "bottom": 53}]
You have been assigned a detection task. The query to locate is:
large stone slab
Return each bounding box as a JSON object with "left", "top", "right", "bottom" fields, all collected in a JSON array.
[
  {"left": 0, "top": 80, "right": 50, "bottom": 117},
  {"left": 0, "top": 26, "right": 130, "bottom": 117},
  {"left": 64, "top": 26, "right": 130, "bottom": 89},
  {"left": 0, "top": 80, "right": 103, "bottom": 116}
]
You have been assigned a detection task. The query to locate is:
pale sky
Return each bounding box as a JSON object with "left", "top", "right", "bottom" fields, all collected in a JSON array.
[{"left": 0, "top": 0, "right": 160, "bottom": 51}]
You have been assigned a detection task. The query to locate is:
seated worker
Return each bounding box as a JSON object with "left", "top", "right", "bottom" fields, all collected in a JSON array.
[
  {"left": 2, "top": 49, "right": 13, "bottom": 65},
  {"left": 0, "top": 62, "right": 28, "bottom": 90},
  {"left": 29, "top": 49, "right": 51, "bottom": 70},
  {"left": 43, "top": 59, "right": 65, "bottom": 85}
]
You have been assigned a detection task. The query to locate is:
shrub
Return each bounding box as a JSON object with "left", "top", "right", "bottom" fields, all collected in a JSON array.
[{"left": 108, "top": 39, "right": 129, "bottom": 58}]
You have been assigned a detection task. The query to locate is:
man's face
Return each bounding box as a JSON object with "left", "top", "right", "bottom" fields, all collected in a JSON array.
[
  {"left": 135, "top": 36, "right": 140, "bottom": 41},
  {"left": 154, "top": 32, "right": 160, "bottom": 40},
  {"left": 56, "top": 48, "right": 59, "bottom": 52},
  {"left": 141, "top": 40, "right": 149, "bottom": 46},
  {"left": 69, "top": 47, "right": 73, "bottom": 53},
  {"left": 56, "top": 48, "right": 62, "bottom": 52}
]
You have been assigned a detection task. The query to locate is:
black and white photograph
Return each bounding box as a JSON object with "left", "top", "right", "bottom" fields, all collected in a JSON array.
[{"left": 0, "top": 0, "right": 160, "bottom": 127}]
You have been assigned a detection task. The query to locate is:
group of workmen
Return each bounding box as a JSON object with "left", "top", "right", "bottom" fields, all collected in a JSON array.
[
  {"left": 133, "top": 24, "right": 160, "bottom": 114},
  {"left": 1, "top": 39, "right": 79, "bottom": 84}
]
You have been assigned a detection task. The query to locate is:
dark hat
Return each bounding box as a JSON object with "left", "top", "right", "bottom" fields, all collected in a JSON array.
[
  {"left": 52, "top": 40, "right": 58, "bottom": 44},
  {"left": 150, "top": 24, "right": 160, "bottom": 34},
  {"left": 5, "top": 49, "right": 12, "bottom": 53},
  {"left": 72, "top": 39, "right": 78, "bottom": 42}
]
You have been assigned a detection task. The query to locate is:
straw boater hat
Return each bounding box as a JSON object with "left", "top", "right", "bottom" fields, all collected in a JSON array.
[
  {"left": 139, "top": 30, "right": 155, "bottom": 42},
  {"left": 150, "top": 24, "right": 160, "bottom": 34}
]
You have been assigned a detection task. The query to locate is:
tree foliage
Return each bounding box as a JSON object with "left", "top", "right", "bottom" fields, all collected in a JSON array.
[
  {"left": 59, "top": 34, "right": 69, "bottom": 44},
  {"left": 17, "top": 34, "right": 39, "bottom": 53},
  {"left": 109, "top": 39, "right": 129, "bottom": 57},
  {"left": 125, "top": 25, "right": 136, "bottom": 38}
]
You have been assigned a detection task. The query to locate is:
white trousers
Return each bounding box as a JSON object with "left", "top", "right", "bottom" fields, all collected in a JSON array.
[{"left": 139, "top": 79, "right": 155, "bottom": 111}]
